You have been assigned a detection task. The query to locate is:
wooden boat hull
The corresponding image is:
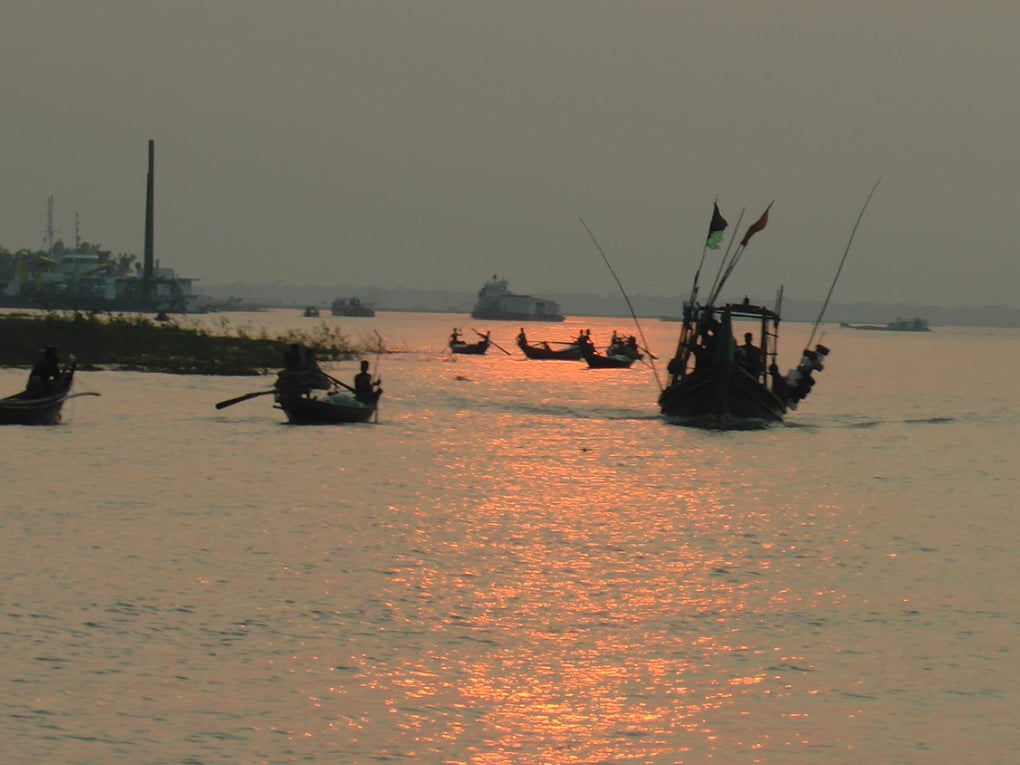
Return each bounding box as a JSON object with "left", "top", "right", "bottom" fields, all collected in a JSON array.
[
  {"left": 0, "top": 369, "right": 75, "bottom": 426},
  {"left": 517, "top": 341, "right": 583, "bottom": 361},
  {"left": 274, "top": 392, "right": 376, "bottom": 425},
  {"left": 584, "top": 352, "right": 635, "bottom": 369},
  {"left": 450, "top": 340, "right": 489, "bottom": 355},
  {"left": 658, "top": 364, "right": 786, "bottom": 429}
]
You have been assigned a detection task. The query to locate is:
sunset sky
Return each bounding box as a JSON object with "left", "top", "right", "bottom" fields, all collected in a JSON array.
[{"left": 1, "top": 2, "right": 1017, "bottom": 306}]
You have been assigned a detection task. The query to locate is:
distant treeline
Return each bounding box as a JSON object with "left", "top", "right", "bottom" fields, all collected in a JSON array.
[{"left": 0, "top": 311, "right": 363, "bottom": 375}]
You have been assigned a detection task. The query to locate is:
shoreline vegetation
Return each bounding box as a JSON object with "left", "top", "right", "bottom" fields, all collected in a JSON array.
[{"left": 0, "top": 311, "right": 371, "bottom": 375}]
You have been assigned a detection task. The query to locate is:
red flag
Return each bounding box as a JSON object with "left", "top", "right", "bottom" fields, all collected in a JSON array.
[{"left": 740, "top": 203, "right": 772, "bottom": 247}]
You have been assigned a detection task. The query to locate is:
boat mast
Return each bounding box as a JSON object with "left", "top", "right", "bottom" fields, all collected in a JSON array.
[{"left": 142, "top": 139, "right": 155, "bottom": 307}]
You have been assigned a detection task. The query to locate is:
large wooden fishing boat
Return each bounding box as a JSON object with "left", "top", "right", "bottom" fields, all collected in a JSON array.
[
  {"left": 659, "top": 300, "right": 827, "bottom": 428},
  {"left": 0, "top": 361, "right": 78, "bottom": 426},
  {"left": 658, "top": 199, "right": 844, "bottom": 429}
]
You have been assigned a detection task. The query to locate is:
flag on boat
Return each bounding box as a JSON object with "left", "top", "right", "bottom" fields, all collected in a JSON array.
[
  {"left": 705, "top": 202, "right": 728, "bottom": 250},
  {"left": 740, "top": 203, "right": 772, "bottom": 247}
]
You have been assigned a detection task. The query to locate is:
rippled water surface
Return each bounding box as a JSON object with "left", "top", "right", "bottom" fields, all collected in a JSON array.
[{"left": 2, "top": 311, "right": 1017, "bottom": 763}]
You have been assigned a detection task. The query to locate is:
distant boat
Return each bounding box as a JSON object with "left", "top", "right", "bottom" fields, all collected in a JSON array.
[
  {"left": 515, "top": 329, "right": 584, "bottom": 360},
  {"left": 582, "top": 333, "right": 643, "bottom": 369},
  {"left": 582, "top": 347, "right": 635, "bottom": 369},
  {"left": 303, "top": 306, "right": 320, "bottom": 317},
  {"left": 449, "top": 329, "right": 490, "bottom": 355},
  {"left": 331, "top": 297, "right": 375, "bottom": 317},
  {"left": 471, "top": 275, "right": 565, "bottom": 322},
  {"left": 841, "top": 317, "right": 930, "bottom": 332}
]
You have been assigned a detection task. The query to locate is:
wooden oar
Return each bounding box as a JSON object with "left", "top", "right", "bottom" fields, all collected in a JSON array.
[
  {"left": 215, "top": 390, "right": 274, "bottom": 410},
  {"left": 372, "top": 330, "right": 384, "bottom": 422},
  {"left": 324, "top": 373, "right": 356, "bottom": 393},
  {"left": 472, "top": 328, "right": 512, "bottom": 355}
]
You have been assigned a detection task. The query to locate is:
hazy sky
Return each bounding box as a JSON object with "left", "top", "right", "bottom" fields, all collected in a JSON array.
[{"left": 1, "top": 2, "right": 1017, "bottom": 307}]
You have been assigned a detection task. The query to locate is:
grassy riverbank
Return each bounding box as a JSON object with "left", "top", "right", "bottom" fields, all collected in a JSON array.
[{"left": 0, "top": 311, "right": 367, "bottom": 375}]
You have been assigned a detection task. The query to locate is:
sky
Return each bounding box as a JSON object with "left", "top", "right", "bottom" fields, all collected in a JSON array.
[{"left": 1, "top": 1, "right": 1017, "bottom": 307}]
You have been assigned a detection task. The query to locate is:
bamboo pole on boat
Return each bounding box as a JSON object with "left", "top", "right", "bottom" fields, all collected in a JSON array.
[
  {"left": 579, "top": 217, "right": 663, "bottom": 392},
  {"left": 709, "top": 202, "right": 772, "bottom": 306},
  {"left": 805, "top": 178, "right": 881, "bottom": 350},
  {"left": 687, "top": 198, "right": 726, "bottom": 307},
  {"left": 705, "top": 208, "right": 745, "bottom": 308}
]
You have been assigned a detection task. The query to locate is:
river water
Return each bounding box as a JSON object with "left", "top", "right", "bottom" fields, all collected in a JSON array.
[{"left": 1, "top": 310, "right": 1017, "bottom": 764}]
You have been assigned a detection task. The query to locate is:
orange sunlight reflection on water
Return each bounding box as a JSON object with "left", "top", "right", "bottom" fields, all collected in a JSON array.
[{"left": 327, "top": 416, "right": 841, "bottom": 763}]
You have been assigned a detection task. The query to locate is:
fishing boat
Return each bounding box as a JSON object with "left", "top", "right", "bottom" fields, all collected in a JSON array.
[
  {"left": 658, "top": 198, "right": 852, "bottom": 429},
  {"left": 515, "top": 329, "right": 584, "bottom": 360},
  {"left": 0, "top": 360, "right": 79, "bottom": 425},
  {"left": 582, "top": 347, "right": 635, "bottom": 369},
  {"left": 331, "top": 297, "right": 375, "bottom": 317},
  {"left": 274, "top": 390, "right": 376, "bottom": 425},
  {"left": 471, "top": 275, "right": 565, "bottom": 322},
  {"left": 659, "top": 300, "right": 826, "bottom": 428},
  {"left": 840, "top": 317, "right": 930, "bottom": 332},
  {"left": 581, "top": 333, "right": 643, "bottom": 369},
  {"left": 303, "top": 305, "right": 320, "bottom": 318},
  {"left": 271, "top": 362, "right": 378, "bottom": 424},
  {"left": 449, "top": 329, "right": 490, "bottom": 355}
]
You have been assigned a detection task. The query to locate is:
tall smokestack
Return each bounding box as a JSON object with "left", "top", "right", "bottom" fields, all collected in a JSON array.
[{"left": 143, "top": 139, "right": 155, "bottom": 306}]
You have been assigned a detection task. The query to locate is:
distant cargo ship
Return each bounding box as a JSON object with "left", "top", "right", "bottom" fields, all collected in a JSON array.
[
  {"left": 331, "top": 297, "right": 375, "bottom": 317},
  {"left": 841, "top": 317, "right": 930, "bottom": 332},
  {"left": 470, "top": 275, "right": 564, "bottom": 322}
]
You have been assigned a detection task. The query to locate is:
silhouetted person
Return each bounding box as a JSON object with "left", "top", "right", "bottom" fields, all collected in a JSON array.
[
  {"left": 284, "top": 343, "right": 304, "bottom": 371},
  {"left": 27, "top": 346, "right": 62, "bottom": 397},
  {"left": 450, "top": 328, "right": 461, "bottom": 345},
  {"left": 279, "top": 344, "right": 329, "bottom": 392},
  {"left": 354, "top": 360, "right": 382, "bottom": 404},
  {"left": 740, "top": 332, "right": 761, "bottom": 377}
]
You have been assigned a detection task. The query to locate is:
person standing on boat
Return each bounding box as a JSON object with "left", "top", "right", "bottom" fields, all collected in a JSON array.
[
  {"left": 739, "top": 332, "right": 762, "bottom": 377},
  {"left": 353, "top": 360, "right": 382, "bottom": 405},
  {"left": 26, "top": 346, "right": 63, "bottom": 397},
  {"left": 450, "top": 328, "right": 461, "bottom": 345}
]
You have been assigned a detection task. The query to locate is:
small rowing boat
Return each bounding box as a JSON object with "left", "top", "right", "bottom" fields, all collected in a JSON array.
[
  {"left": 0, "top": 360, "right": 79, "bottom": 425},
  {"left": 449, "top": 328, "right": 490, "bottom": 355},
  {"left": 274, "top": 390, "right": 376, "bottom": 425}
]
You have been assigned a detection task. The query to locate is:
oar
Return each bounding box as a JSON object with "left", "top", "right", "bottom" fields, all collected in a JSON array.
[
  {"left": 66, "top": 392, "right": 102, "bottom": 400},
  {"left": 472, "top": 327, "right": 511, "bottom": 355},
  {"left": 324, "top": 373, "right": 357, "bottom": 394},
  {"left": 372, "top": 330, "right": 384, "bottom": 422},
  {"left": 215, "top": 390, "right": 274, "bottom": 410}
]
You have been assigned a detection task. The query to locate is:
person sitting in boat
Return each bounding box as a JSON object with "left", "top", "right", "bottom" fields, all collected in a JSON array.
[
  {"left": 739, "top": 332, "right": 762, "bottom": 377},
  {"left": 517, "top": 328, "right": 527, "bottom": 346},
  {"left": 625, "top": 335, "right": 639, "bottom": 357},
  {"left": 26, "top": 346, "right": 63, "bottom": 397},
  {"left": 450, "top": 328, "right": 462, "bottom": 345},
  {"left": 279, "top": 343, "right": 330, "bottom": 393},
  {"left": 353, "top": 360, "right": 383, "bottom": 404}
]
